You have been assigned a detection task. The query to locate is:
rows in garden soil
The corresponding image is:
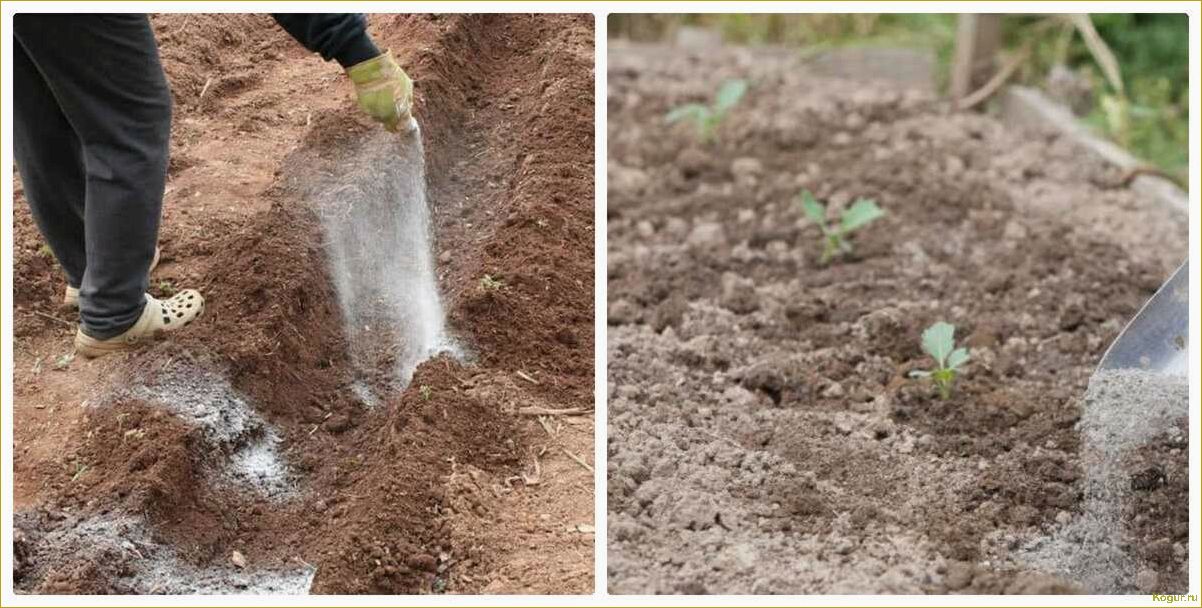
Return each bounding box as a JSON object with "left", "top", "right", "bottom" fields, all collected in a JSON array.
[
  {"left": 606, "top": 45, "right": 1187, "bottom": 594},
  {"left": 13, "top": 13, "right": 594, "bottom": 594}
]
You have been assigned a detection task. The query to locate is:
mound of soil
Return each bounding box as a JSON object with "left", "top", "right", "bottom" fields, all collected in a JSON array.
[
  {"left": 12, "top": 14, "right": 594, "bottom": 595},
  {"left": 606, "top": 43, "right": 1187, "bottom": 594}
]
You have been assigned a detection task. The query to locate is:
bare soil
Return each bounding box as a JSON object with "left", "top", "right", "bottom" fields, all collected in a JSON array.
[
  {"left": 12, "top": 14, "right": 594, "bottom": 595},
  {"left": 606, "top": 42, "right": 1188, "bottom": 595}
]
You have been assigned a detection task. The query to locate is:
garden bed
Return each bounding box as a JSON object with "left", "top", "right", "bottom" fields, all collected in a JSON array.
[{"left": 606, "top": 42, "right": 1187, "bottom": 594}]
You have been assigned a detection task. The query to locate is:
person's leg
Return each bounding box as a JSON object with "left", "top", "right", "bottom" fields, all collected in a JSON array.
[
  {"left": 14, "top": 14, "right": 171, "bottom": 339},
  {"left": 12, "top": 39, "right": 88, "bottom": 289}
]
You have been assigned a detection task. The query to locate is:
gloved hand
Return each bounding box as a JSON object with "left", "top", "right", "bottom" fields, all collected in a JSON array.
[{"left": 346, "top": 50, "right": 415, "bottom": 133}]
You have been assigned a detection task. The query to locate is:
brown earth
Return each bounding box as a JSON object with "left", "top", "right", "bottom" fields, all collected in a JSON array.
[
  {"left": 11, "top": 14, "right": 594, "bottom": 594},
  {"left": 606, "top": 42, "right": 1188, "bottom": 594}
]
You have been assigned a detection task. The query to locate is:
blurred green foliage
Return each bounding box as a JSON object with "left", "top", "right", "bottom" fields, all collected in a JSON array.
[
  {"left": 610, "top": 13, "right": 955, "bottom": 49},
  {"left": 610, "top": 13, "right": 1188, "bottom": 182},
  {"left": 1084, "top": 14, "right": 1188, "bottom": 96},
  {"left": 1081, "top": 14, "right": 1187, "bottom": 183},
  {"left": 1005, "top": 13, "right": 1188, "bottom": 182}
]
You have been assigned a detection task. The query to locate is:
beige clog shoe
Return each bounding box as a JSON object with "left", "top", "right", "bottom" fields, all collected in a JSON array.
[{"left": 74, "top": 290, "right": 204, "bottom": 358}]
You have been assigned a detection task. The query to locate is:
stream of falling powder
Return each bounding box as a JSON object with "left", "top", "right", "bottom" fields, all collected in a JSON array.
[{"left": 315, "top": 126, "right": 459, "bottom": 401}]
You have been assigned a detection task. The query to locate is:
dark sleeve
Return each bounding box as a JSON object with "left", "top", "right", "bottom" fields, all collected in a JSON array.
[{"left": 271, "top": 13, "right": 380, "bottom": 68}]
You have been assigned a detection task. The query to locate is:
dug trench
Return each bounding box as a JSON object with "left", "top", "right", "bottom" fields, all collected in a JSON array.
[
  {"left": 12, "top": 14, "right": 594, "bottom": 594},
  {"left": 606, "top": 44, "right": 1187, "bottom": 594}
]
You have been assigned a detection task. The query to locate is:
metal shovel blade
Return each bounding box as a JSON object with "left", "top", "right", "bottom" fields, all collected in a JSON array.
[{"left": 1096, "top": 261, "right": 1189, "bottom": 376}]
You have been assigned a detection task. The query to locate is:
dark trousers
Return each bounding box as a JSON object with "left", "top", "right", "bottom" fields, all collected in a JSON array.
[{"left": 14, "top": 14, "right": 171, "bottom": 339}]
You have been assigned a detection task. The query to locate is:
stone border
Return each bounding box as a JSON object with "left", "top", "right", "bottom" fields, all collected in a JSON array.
[{"left": 999, "top": 85, "right": 1189, "bottom": 215}]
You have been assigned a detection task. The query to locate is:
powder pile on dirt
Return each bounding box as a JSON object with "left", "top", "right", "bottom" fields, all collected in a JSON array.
[
  {"left": 1078, "top": 369, "right": 1190, "bottom": 458},
  {"left": 120, "top": 361, "right": 297, "bottom": 498},
  {"left": 1021, "top": 369, "right": 1189, "bottom": 593},
  {"left": 310, "top": 128, "right": 457, "bottom": 394},
  {"left": 14, "top": 512, "right": 313, "bottom": 595}
]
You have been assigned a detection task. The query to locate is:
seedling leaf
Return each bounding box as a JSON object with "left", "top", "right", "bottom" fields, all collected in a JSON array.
[
  {"left": 798, "top": 190, "right": 885, "bottom": 264},
  {"left": 665, "top": 104, "right": 708, "bottom": 125},
  {"left": 946, "top": 347, "right": 970, "bottom": 370},
  {"left": 921, "top": 322, "right": 956, "bottom": 367},
  {"left": 480, "top": 274, "right": 505, "bottom": 291},
  {"left": 665, "top": 79, "right": 747, "bottom": 143},
  {"left": 714, "top": 79, "right": 748, "bottom": 113},
  {"left": 799, "top": 191, "right": 827, "bottom": 227},
  {"left": 840, "top": 198, "right": 885, "bottom": 233},
  {"left": 53, "top": 352, "right": 74, "bottom": 371},
  {"left": 913, "top": 322, "right": 970, "bottom": 399}
]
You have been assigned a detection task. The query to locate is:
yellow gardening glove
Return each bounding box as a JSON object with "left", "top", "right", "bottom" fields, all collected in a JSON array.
[{"left": 346, "top": 50, "right": 415, "bottom": 133}]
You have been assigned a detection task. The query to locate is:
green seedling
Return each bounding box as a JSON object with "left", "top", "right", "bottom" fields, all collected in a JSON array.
[
  {"left": 665, "top": 79, "right": 747, "bottom": 142},
  {"left": 157, "top": 280, "right": 176, "bottom": 297},
  {"left": 53, "top": 352, "right": 74, "bottom": 371},
  {"left": 798, "top": 190, "right": 885, "bottom": 264},
  {"left": 37, "top": 244, "right": 54, "bottom": 259},
  {"left": 909, "top": 322, "right": 970, "bottom": 399},
  {"left": 419, "top": 385, "right": 432, "bottom": 401},
  {"left": 480, "top": 274, "right": 505, "bottom": 292}
]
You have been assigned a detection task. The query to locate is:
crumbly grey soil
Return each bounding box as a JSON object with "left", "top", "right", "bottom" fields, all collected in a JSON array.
[
  {"left": 606, "top": 42, "right": 1188, "bottom": 595},
  {"left": 1021, "top": 370, "right": 1189, "bottom": 593}
]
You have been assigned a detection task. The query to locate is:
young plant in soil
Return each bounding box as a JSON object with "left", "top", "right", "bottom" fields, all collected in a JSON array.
[
  {"left": 479, "top": 274, "right": 506, "bottom": 292},
  {"left": 798, "top": 190, "right": 885, "bottom": 264},
  {"left": 910, "top": 321, "right": 970, "bottom": 399},
  {"left": 665, "top": 79, "right": 747, "bottom": 142}
]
